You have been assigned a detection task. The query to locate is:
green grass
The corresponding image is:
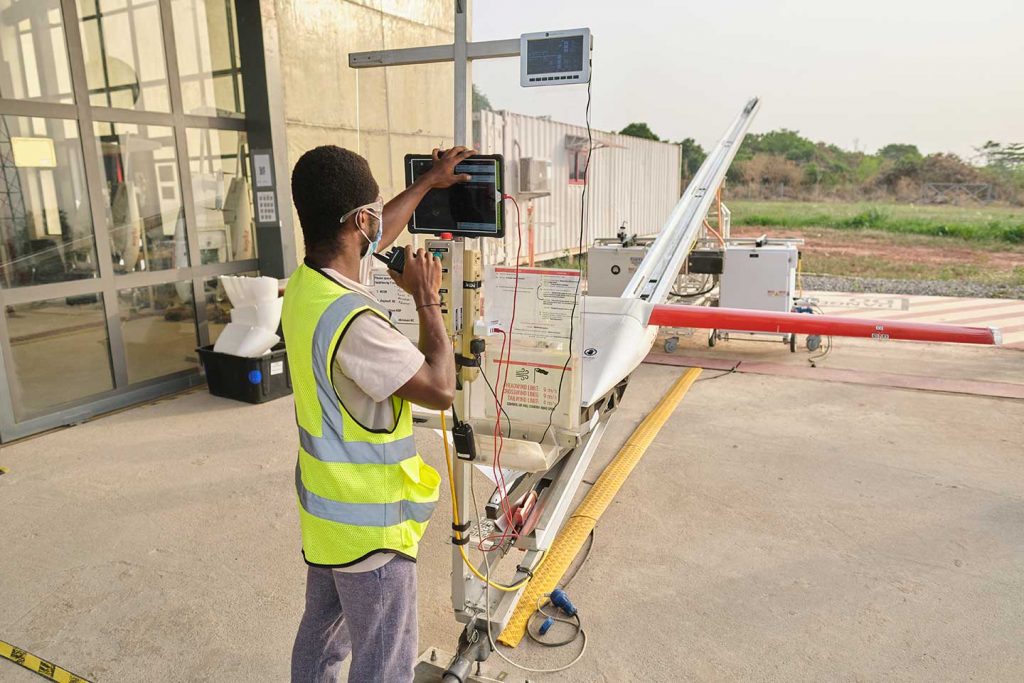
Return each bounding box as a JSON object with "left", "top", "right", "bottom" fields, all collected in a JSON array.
[
  {"left": 729, "top": 200, "right": 1024, "bottom": 244},
  {"left": 803, "top": 252, "right": 1024, "bottom": 285}
]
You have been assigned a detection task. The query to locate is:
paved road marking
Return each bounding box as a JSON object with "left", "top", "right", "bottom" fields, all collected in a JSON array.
[
  {"left": 0, "top": 641, "right": 91, "bottom": 683},
  {"left": 810, "top": 291, "right": 1024, "bottom": 347}
]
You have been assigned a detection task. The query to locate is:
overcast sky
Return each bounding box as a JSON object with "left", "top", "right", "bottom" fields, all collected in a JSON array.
[{"left": 472, "top": 0, "right": 1023, "bottom": 160}]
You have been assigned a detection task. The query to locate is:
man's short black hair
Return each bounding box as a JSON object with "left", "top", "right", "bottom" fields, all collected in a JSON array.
[{"left": 291, "top": 145, "right": 379, "bottom": 259}]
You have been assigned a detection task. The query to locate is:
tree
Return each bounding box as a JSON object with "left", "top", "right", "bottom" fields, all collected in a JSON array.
[
  {"left": 878, "top": 143, "right": 922, "bottom": 163},
  {"left": 740, "top": 129, "right": 816, "bottom": 163},
  {"left": 619, "top": 122, "right": 660, "bottom": 141},
  {"left": 735, "top": 153, "right": 802, "bottom": 188},
  {"left": 678, "top": 137, "right": 706, "bottom": 178},
  {"left": 472, "top": 84, "right": 492, "bottom": 112},
  {"left": 978, "top": 141, "right": 1024, "bottom": 169},
  {"left": 920, "top": 153, "right": 979, "bottom": 184}
]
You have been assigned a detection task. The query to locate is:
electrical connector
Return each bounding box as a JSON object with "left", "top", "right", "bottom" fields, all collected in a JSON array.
[
  {"left": 549, "top": 589, "right": 577, "bottom": 617},
  {"left": 473, "top": 319, "right": 503, "bottom": 337}
]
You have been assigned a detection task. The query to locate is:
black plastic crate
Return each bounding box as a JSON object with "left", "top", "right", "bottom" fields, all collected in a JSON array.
[{"left": 197, "top": 342, "right": 292, "bottom": 404}]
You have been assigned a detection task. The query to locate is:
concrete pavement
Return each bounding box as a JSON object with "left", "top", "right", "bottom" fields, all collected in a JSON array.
[{"left": 1, "top": 341, "right": 1022, "bottom": 681}]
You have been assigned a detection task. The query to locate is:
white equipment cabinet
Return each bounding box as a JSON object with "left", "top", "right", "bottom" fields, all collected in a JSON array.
[
  {"left": 714, "top": 244, "right": 798, "bottom": 350},
  {"left": 587, "top": 243, "right": 650, "bottom": 297}
]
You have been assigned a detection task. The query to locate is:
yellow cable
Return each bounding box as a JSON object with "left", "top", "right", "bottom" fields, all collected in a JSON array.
[{"left": 439, "top": 411, "right": 544, "bottom": 592}]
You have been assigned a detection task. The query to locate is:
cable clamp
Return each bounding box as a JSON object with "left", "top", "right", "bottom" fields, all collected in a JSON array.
[
  {"left": 452, "top": 521, "right": 471, "bottom": 533},
  {"left": 451, "top": 535, "right": 471, "bottom": 546},
  {"left": 515, "top": 564, "right": 535, "bottom": 580},
  {"left": 454, "top": 353, "right": 479, "bottom": 368}
]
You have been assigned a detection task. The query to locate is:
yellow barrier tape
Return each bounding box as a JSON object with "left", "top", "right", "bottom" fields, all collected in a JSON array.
[
  {"left": 0, "top": 640, "right": 92, "bottom": 683},
  {"left": 497, "top": 367, "right": 702, "bottom": 647}
]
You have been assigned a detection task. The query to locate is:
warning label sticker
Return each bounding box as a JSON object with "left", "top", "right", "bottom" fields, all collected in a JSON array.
[
  {"left": 485, "top": 267, "right": 580, "bottom": 346},
  {"left": 485, "top": 353, "right": 577, "bottom": 430}
]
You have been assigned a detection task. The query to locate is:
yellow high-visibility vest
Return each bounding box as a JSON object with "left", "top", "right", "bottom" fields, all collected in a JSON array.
[{"left": 281, "top": 262, "right": 440, "bottom": 567}]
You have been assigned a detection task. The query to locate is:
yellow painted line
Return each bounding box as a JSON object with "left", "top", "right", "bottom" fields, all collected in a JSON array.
[
  {"left": 0, "top": 641, "right": 91, "bottom": 683},
  {"left": 497, "top": 367, "right": 703, "bottom": 647}
]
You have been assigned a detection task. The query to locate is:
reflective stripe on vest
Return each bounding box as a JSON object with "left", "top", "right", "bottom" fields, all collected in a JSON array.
[
  {"left": 298, "top": 427, "right": 416, "bottom": 465},
  {"left": 295, "top": 463, "right": 435, "bottom": 526}
]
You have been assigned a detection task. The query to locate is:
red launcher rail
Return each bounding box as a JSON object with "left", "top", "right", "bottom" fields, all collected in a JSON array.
[{"left": 647, "top": 304, "right": 1002, "bottom": 346}]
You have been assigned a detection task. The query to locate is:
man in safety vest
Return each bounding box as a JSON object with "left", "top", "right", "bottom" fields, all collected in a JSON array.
[{"left": 284, "top": 145, "right": 473, "bottom": 682}]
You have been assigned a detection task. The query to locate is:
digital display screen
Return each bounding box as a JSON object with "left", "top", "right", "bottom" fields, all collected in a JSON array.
[
  {"left": 406, "top": 156, "right": 504, "bottom": 237},
  {"left": 527, "top": 36, "right": 585, "bottom": 75}
]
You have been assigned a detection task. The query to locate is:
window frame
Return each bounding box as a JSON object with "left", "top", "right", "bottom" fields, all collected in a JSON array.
[{"left": 0, "top": 0, "right": 284, "bottom": 441}]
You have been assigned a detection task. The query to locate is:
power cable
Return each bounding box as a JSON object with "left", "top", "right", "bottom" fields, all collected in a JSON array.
[
  {"left": 478, "top": 361, "right": 512, "bottom": 437},
  {"left": 541, "top": 76, "right": 592, "bottom": 444}
]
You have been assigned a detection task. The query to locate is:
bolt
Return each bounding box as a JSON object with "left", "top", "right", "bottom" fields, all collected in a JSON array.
[
  {"left": 430, "top": 649, "right": 437, "bottom": 662},
  {"left": 476, "top": 662, "right": 482, "bottom": 675}
]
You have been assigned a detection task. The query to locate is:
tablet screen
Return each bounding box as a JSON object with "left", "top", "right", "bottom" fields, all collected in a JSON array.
[{"left": 406, "top": 155, "right": 504, "bottom": 237}]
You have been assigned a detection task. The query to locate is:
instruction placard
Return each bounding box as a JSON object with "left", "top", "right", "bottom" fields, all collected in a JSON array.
[
  {"left": 370, "top": 270, "right": 419, "bottom": 340},
  {"left": 483, "top": 267, "right": 581, "bottom": 431},
  {"left": 485, "top": 267, "right": 580, "bottom": 347}
]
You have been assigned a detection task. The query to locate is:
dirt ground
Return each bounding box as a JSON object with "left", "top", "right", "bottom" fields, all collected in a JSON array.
[{"left": 732, "top": 226, "right": 1024, "bottom": 283}]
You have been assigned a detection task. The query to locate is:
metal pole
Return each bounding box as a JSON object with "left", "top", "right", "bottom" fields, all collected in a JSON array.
[
  {"left": 454, "top": 2, "right": 468, "bottom": 146},
  {"left": 449, "top": 0, "right": 472, "bottom": 621}
]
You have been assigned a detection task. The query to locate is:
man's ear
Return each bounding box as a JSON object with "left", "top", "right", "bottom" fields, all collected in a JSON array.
[{"left": 353, "top": 208, "right": 369, "bottom": 237}]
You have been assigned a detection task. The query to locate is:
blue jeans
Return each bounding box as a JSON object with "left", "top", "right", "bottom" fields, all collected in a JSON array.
[{"left": 290, "top": 558, "right": 418, "bottom": 682}]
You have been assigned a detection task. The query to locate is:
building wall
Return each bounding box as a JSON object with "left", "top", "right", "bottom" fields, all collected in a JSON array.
[
  {"left": 267, "top": 0, "right": 456, "bottom": 264},
  {"left": 475, "top": 110, "right": 682, "bottom": 265}
]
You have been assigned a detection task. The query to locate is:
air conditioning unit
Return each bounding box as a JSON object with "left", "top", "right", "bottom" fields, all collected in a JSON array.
[{"left": 518, "top": 157, "right": 551, "bottom": 198}]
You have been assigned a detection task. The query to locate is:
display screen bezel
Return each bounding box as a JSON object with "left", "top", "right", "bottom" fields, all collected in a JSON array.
[{"left": 403, "top": 153, "right": 505, "bottom": 238}]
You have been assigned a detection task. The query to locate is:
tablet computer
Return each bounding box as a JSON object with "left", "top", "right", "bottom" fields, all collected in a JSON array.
[{"left": 404, "top": 153, "right": 505, "bottom": 238}]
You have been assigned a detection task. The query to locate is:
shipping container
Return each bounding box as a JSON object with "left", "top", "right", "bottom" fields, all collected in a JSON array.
[{"left": 474, "top": 110, "right": 682, "bottom": 265}]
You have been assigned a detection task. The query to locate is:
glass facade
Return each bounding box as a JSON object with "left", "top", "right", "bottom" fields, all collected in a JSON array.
[
  {"left": 0, "top": 115, "right": 98, "bottom": 287},
  {"left": 4, "top": 295, "right": 114, "bottom": 420},
  {"left": 0, "top": 2, "right": 74, "bottom": 103},
  {"left": 77, "top": 0, "right": 172, "bottom": 111},
  {"left": 186, "top": 128, "right": 254, "bottom": 264},
  {"left": 172, "top": 0, "right": 244, "bottom": 118},
  {"left": 0, "top": 0, "right": 263, "bottom": 440},
  {"left": 93, "top": 121, "right": 186, "bottom": 272},
  {"left": 118, "top": 280, "right": 196, "bottom": 383}
]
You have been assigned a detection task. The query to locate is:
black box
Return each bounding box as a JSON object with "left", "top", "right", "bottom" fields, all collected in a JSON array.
[
  {"left": 688, "top": 249, "right": 724, "bottom": 275},
  {"left": 197, "top": 343, "right": 292, "bottom": 404}
]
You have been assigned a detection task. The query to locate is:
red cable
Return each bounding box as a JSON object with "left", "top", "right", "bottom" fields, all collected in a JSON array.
[
  {"left": 491, "top": 329, "right": 513, "bottom": 541},
  {"left": 491, "top": 194, "right": 524, "bottom": 546}
]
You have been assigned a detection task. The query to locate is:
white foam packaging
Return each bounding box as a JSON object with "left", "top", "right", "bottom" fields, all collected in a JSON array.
[{"left": 214, "top": 275, "right": 284, "bottom": 357}]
